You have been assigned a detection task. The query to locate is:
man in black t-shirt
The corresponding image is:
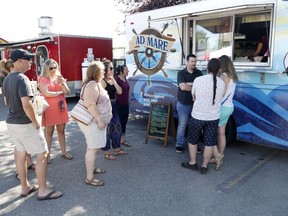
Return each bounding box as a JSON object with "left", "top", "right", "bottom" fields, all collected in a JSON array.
[{"left": 176, "top": 54, "right": 202, "bottom": 153}]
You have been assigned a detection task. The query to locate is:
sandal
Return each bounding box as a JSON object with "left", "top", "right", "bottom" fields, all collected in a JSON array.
[
  {"left": 61, "top": 153, "right": 73, "bottom": 160},
  {"left": 85, "top": 177, "right": 104, "bottom": 186},
  {"left": 47, "top": 156, "right": 52, "bottom": 164},
  {"left": 215, "top": 154, "right": 224, "bottom": 171},
  {"left": 15, "top": 173, "right": 20, "bottom": 181},
  {"left": 94, "top": 167, "right": 105, "bottom": 174},
  {"left": 209, "top": 157, "right": 216, "bottom": 164},
  {"left": 27, "top": 163, "right": 36, "bottom": 170},
  {"left": 113, "top": 148, "right": 127, "bottom": 155},
  {"left": 121, "top": 141, "right": 131, "bottom": 147},
  {"left": 104, "top": 152, "right": 116, "bottom": 160}
]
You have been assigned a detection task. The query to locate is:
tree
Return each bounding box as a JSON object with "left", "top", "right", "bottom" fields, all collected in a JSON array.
[
  {"left": 113, "top": 0, "right": 200, "bottom": 35},
  {"left": 115, "top": 0, "right": 199, "bottom": 15}
]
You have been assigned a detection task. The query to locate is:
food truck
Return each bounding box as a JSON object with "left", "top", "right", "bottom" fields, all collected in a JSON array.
[
  {"left": 126, "top": 0, "right": 288, "bottom": 149},
  {"left": 0, "top": 34, "right": 113, "bottom": 96}
]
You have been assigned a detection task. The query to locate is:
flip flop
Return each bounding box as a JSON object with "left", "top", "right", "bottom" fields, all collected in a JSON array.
[
  {"left": 27, "top": 163, "right": 36, "bottom": 170},
  {"left": 113, "top": 148, "right": 127, "bottom": 155},
  {"left": 20, "top": 185, "right": 39, "bottom": 197},
  {"left": 94, "top": 167, "right": 105, "bottom": 174},
  {"left": 37, "top": 190, "right": 63, "bottom": 201},
  {"left": 85, "top": 177, "right": 104, "bottom": 186},
  {"left": 121, "top": 141, "right": 131, "bottom": 147},
  {"left": 61, "top": 153, "right": 73, "bottom": 160},
  {"left": 104, "top": 153, "right": 116, "bottom": 160}
]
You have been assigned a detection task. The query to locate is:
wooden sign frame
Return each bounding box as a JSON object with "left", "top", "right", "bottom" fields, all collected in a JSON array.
[{"left": 146, "top": 102, "right": 176, "bottom": 147}]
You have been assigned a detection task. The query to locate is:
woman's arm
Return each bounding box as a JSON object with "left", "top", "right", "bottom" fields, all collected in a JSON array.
[
  {"left": 57, "top": 75, "right": 70, "bottom": 95},
  {"left": 83, "top": 83, "right": 105, "bottom": 130},
  {"left": 38, "top": 80, "right": 63, "bottom": 97}
]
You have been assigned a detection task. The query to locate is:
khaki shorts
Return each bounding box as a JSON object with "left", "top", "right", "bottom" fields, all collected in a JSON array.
[
  {"left": 78, "top": 121, "right": 106, "bottom": 149},
  {"left": 7, "top": 123, "right": 48, "bottom": 155}
]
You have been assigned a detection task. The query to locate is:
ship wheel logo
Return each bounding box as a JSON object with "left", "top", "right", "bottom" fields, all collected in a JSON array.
[{"left": 128, "top": 17, "right": 176, "bottom": 85}]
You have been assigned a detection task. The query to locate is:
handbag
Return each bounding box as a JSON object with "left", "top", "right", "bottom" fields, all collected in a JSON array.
[
  {"left": 33, "top": 95, "right": 50, "bottom": 115},
  {"left": 70, "top": 82, "right": 94, "bottom": 125}
]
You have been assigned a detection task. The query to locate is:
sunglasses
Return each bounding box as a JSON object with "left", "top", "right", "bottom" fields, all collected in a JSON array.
[{"left": 49, "top": 67, "right": 57, "bottom": 70}]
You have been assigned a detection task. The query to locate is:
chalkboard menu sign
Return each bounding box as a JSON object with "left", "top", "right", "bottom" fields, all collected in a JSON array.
[{"left": 146, "top": 102, "right": 176, "bottom": 147}]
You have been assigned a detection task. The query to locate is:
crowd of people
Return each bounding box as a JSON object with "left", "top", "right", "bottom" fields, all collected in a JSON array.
[
  {"left": 0, "top": 48, "right": 237, "bottom": 201},
  {"left": 0, "top": 49, "right": 132, "bottom": 199},
  {"left": 179, "top": 55, "right": 238, "bottom": 174}
]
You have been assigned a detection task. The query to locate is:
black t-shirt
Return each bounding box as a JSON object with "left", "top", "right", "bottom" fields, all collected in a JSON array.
[
  {"left": 104, "top": 79, "right": 116, "bottom": 100},
  {"left": 177, "top": 67, "right": 202, "bottom": 105},
  {"left": 3, "top": 72, "right": 33, "bottom": 124}
]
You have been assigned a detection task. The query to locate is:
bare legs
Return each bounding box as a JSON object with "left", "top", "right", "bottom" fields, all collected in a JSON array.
[
  {"left": 188, "top": 143, "right": 213, "bottom": 168},
  {"left": 44, "top": 123, "right": 72, "bottom": 162},
  {"left": 15, "top": 149, "right": 59, "bottom": 197},
  {"left": 212, "top": 124, "right": 226, "bottom": 170}
]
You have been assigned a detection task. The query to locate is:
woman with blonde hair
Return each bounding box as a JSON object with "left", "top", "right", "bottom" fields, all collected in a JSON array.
[
  {"left": 211, "top": 55, "right": 238, "bottom": 170},
  {"left": 38, "top": 59, "right": 72, "bottom": 163},
  {"left": 77, "top": 61, "right": 111, "bottom": 186}
]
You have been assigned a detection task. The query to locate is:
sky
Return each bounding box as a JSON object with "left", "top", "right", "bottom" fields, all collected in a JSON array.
[{"left": 0, "top": 0, "right": 125, "bottom": 46}]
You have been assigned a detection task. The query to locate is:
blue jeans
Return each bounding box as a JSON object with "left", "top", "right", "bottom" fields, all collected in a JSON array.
[{"left": 176, "top": 101, "right": 192, "bottom": 148}]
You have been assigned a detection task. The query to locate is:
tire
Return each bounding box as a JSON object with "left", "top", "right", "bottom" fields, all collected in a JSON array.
[{"left": 225, "top": 115, "right": 237, "bottom": 145}]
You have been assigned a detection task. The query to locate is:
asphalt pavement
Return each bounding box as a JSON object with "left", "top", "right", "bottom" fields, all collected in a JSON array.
[{"left": 0, "top": 93, "right": 288, "bottom": 216}]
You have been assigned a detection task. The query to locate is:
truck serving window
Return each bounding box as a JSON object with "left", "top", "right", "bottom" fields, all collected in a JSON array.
[
  {"left": 187, "top": 7, "right": 272, "bottom": 66},
  {"left": 194, "top": 17, "right": 232, "bottom": 61}
]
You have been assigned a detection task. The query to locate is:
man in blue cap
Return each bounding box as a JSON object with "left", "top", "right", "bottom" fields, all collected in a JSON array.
[{"left": 2, "top": 49, "right": 63, "bottom": 200}]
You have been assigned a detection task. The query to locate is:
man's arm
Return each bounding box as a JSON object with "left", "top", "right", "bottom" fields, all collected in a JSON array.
[
  {"left": 177, "top": 70, "right": 193, "bottom": 91},
  {"left": 179, "top": 82, "right": 192, "bottom": 91},
  {"left": 21, "top": 96, "right": 40, "bottom": 129}
]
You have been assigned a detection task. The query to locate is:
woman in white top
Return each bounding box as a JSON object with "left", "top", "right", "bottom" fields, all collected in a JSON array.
[
  {"left": 181, "top": 58, "right": 225, "bottom": 174},
  {"left": 212, "top": 55, "right": 238, "bottom": 170}
]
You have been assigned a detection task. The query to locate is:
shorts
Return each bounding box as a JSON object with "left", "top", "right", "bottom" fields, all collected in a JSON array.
[
  {"left": 188, "top": 117, "right": 219, "bottom": 146},
  {"left": 7, "top": 123, "right": 48, "bottom": 155},
  {"left": 218, "top": 106, "right": 234, "bottom": 126},
  {"left": 78, "top": 121, "right": 106, "bottom": 149}
]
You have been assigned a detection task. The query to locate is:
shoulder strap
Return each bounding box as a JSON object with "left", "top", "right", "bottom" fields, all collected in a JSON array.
[
  {"left": 96, "top": 83, "right": 101, "bottom": 104},
  {"left": 80, "top": 81, "right": 96, "bottom": 99}
]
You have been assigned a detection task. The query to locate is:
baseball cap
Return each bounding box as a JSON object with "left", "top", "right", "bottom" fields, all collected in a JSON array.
[{"left": 10, "top": 49, "right": 35, "bottom": 62}]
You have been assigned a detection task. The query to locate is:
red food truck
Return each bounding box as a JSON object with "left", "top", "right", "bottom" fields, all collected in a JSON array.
[{"left": 0, "top": 34, "right": 112, "bottom": 96}]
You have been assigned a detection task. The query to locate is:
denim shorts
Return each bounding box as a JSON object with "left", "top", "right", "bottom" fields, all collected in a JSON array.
[{"left": 188, "top": 117, "right": 219, "bottom": 146}]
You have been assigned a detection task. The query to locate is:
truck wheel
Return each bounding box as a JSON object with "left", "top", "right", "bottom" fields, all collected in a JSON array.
[{"left": 225, "top": 115, "right": 236, "bottom": 146}]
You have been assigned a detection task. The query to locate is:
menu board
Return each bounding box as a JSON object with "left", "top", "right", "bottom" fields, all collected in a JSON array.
[{"left": 146, "top": 102, "right": 176, "bottom": 147}]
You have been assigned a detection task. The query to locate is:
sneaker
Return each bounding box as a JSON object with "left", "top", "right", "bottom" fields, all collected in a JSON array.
[
  {"left": 176, "top": 147, "right": 184, "bottom": 154},
  {"left": 197, "top": 148, "right": 202, "bottom": 154},
  {"left": 181, "top": 162, "right": 198, "bottom": 171},
  {"left": 200, "top": 167, "right": 208, "bottom": 175}
]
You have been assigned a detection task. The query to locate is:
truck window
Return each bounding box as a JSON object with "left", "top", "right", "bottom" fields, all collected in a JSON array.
[
  {"left": 234, "top": 12, "right": 271, "bottom": 63},
  {"left": 195, "top": 17, "right": 233, "bottom": 61},
  {"left": 186, "top": 8, "right": 272, "bottom": 65}
]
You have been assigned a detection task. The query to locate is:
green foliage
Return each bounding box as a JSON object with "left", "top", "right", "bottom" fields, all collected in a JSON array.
[{"left": 115, "top": 0, "right": 199, "bottom": 14}]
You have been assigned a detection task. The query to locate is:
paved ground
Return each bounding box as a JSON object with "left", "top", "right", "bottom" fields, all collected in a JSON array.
[{"left": 0, "top": 95, "right": 288, "bottom": 216}]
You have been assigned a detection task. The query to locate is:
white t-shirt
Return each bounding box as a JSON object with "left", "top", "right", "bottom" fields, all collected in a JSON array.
[{"left": 191, "top": 74, "right": 225, "bottom": 120}]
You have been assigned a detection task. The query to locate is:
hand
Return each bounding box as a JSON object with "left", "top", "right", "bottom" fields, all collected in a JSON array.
[
  {"left": 98, "top": 120, "right": 106, "bottom": 130},
  {"left": 57, "top": 75, "right": 66, "bottom": 85},
  {"left": 33, "top": 121, "right": 40, "bottom": 130}
]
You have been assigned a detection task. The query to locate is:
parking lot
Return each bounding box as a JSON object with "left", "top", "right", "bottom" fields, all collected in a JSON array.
[{"left": 0, "top": 96, "right": 288, "bottom": 216}]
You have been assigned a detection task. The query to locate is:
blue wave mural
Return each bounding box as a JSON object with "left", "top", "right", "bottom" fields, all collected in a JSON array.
[
  {"left": 233, "top": 81, "right": 288, "bottom": 149},
  {"left": 129, "top": 74, "right": 178, "bottom": 116}
]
